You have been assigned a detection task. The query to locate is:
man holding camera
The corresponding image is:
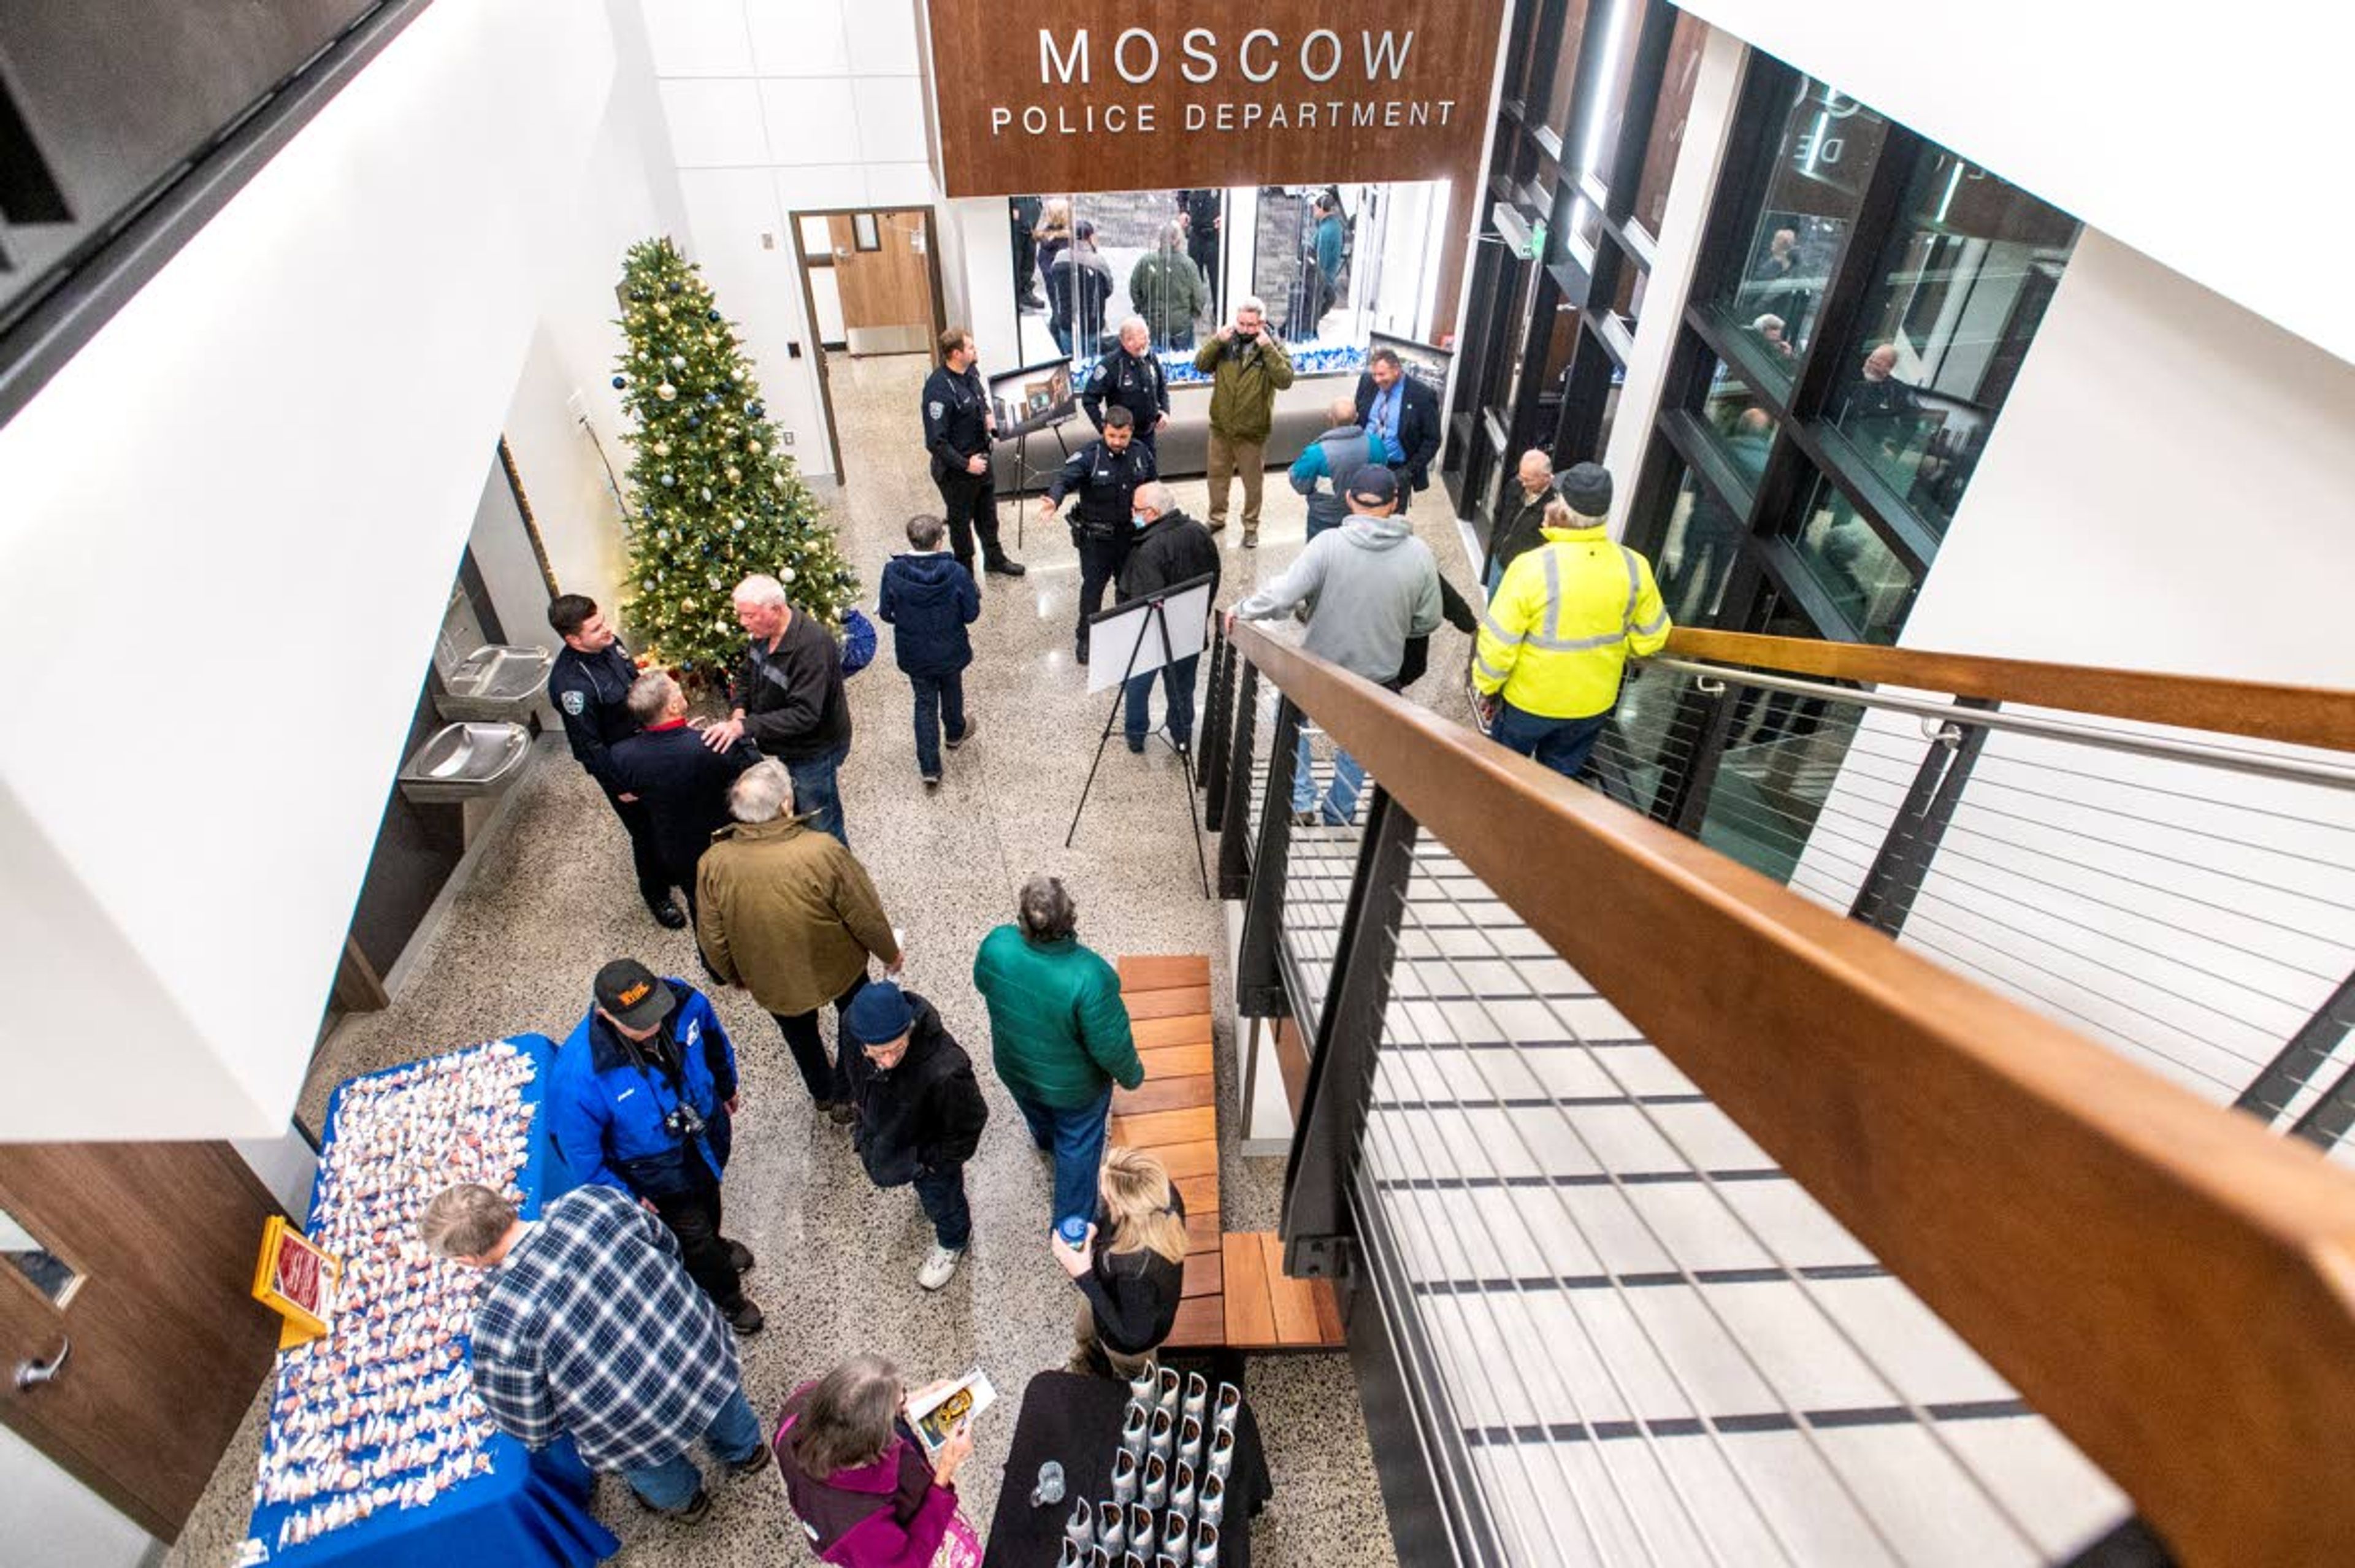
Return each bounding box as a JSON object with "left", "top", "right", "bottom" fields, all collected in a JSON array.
[
  {"left": 548, "top": 958, "right": 765, "bottom": 1336},
  {"left": 1194, "top": 296, "right": 1295, "bottom": 547}
]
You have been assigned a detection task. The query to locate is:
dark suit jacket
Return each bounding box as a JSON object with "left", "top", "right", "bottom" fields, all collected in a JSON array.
[
  {"left": 1354, "top": 372, "right": 1442, "bottom": 491},
  {"left": 607, "top": 722, "right": 764, "bottom": 882}
]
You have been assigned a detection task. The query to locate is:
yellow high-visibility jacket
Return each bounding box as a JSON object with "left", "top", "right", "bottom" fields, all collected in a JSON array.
[{"left": 1473, "top": 523, "right": 1671, "bottom": 719}]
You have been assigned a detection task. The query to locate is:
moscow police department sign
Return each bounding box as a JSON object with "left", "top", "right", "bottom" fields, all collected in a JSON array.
[{"left": 921, "top": 2, "right": 1507, "bottom": 197}]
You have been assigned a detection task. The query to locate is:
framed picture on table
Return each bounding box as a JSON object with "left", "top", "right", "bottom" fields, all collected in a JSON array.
[{"left": 250, "top": 1215, "right": 341, "bottom": 1348}]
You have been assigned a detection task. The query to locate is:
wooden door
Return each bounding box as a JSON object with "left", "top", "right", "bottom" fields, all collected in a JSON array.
[
  {"left": 0, "top": 1142, "right": 285, "bottom": 1539},
  {"left": 827, "top": 210, "right": 935, "bottom": 354}
]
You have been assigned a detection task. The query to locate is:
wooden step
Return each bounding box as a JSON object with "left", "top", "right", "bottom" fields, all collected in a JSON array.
[{"left": 1220, "top": 1231, "right": 1346, "bottom": 1352}]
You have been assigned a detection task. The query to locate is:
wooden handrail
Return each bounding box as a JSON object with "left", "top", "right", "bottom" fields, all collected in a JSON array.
[
  {"left": 1234, "top": 621, "right": 2355, "bottom": 1567},
  {"left": 1663, "top": 627, "right": 2355, "bottom": 754}
]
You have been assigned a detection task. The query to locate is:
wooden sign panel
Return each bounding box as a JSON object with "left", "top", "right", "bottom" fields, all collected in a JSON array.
[{"left": 922, "top": 3, "right": 1508, "bottom": 197}]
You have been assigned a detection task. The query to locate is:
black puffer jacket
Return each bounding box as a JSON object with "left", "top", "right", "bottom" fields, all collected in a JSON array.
[
  {"left": 1116, "top": 508, "right": 1222, "bottom": 606},
  {"left": 843, "top": 993, "right": 989, "bottom": 1187}
]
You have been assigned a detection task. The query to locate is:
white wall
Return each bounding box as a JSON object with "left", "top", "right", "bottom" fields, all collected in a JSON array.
[
  {"left": 1672, "top": 0, "right": 2353, "bottom": 368},
  {"left": 0, "top": 0, "right": 681, "bottom": 1138},
  {"left": 1787, "top": 229, "right": 2355, "bottom": 1104},
  {"left": 0, "top": 1423, "right": 159, "bottom": 1568},
  {"left": 641, "top": 0, "right": 948, "bottom": 479}
]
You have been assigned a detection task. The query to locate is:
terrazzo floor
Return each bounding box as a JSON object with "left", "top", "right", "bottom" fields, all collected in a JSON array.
[{"left": 167, "top": 351, "right": 1481, "bottom": 1568}]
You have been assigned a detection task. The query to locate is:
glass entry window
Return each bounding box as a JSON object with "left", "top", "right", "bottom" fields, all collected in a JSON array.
[
  {"left": 1707, "top": 77, "right": 1892, "bottom": 380},
  {"left": 1011, "top": 191, "right": 1222, "bottom": 369}
]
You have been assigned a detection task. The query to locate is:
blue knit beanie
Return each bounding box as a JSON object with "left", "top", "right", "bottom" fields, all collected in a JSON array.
[{"left": 843, "top": 981, "right": 914, "bottom": 1044}]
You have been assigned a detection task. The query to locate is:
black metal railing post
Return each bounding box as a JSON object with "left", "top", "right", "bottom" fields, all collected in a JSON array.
[
  {"left": 2236, "top": 964, "right": 2355, "bottom": 1133},
  {"left": 1216, "top": 660, "right": 1262, "bottom": 899},
  {"left": 1281, "top": 786, "right": 1419, "bottom": 1284},
  {"left": 1200, "top": 619, "right": 1235, "bottom": 827},
  {"left": 1848, "top": 698, "right": 1995, "bottom": 938},
  {"left": 1235, "top": 695, "right": 1304, "bottom": 1016}
]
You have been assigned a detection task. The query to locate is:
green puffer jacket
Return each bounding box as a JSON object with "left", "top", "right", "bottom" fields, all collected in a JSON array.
[
  {"left": 970, "top": 927, "right": 1143, "bottom": 1109},
  {"left": 1192, "top": 332, "right": 1295, "bottom": 442},
  {"left": 1129, "top": 247, "right": 1207, "bottom": 342}
]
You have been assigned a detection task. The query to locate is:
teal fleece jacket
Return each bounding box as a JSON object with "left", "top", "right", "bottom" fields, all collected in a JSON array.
[{"left": 971, "top": 927, "right": 1143, "bottom": 1109}]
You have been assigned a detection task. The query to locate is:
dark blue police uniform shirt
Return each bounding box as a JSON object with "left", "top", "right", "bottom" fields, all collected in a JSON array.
[{"left": 548, "top": 640, "right": 641, "bottom": 791}]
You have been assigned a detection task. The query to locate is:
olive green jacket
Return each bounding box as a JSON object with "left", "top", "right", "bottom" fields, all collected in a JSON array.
[
  {"left": 1192, "top": 332, "right": 1295, "bottom": 442},
  {"left": 1129, "top": 247, "right": 1207, "bottom": 342},
  {"left": 695, "top": 816, "right": 899, "bottom": 1017},
  {"left": 970, "top": 927, "right": 1142, "bottom": 1109}
]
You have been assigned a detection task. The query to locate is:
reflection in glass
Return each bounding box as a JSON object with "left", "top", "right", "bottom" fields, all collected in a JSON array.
[
  {"left": 1652, "top": 456, "right": 1745, "bottom": 628},
  {"left": 1632, "top": 8, "right": 1709, "bottom": 241},
  {"left": 1699, "top": 351, "right": 1776, "bottom": 493},
  {"left": 1826, "top": 151, "right": 2078, "bottom": 536},
  {"left": 1790, "top": 468, "right": 1917, "bottom": 641},
  {"left": 1015, "top": 193, "right": 1221, "bottom": 369},
  {"left": 1710, "top": 77, "right": 1890, "bottom": 366},
  {"left": 1540, "top": 0, "right": 1596, "bottom": 147},
  {"left": 2, "top": 1204, "right": 77, "bottom": 1305},
  {"left": 1702, "top": 661, "right": 1867, "bottom": 884}
]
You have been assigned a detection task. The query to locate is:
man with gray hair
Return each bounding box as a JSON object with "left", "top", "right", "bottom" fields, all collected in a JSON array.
[
  {"left": 608, "top": 670, "right": 762, "bottom": 933},
  {"left": 1114, "top": 481, "right": 1220, "bottom": 754},
  {"left": 700, "top": 573, "right": 854, "bottom": 846},
  {"left": 1129, "top": 223, "right": 1208, "bottom": 354},
  {"left": 1485, "top": 447, "right": 1558, "bottom": 590},
  {"left": 1195, "top": 296, "right": 1294, "bottom": 545},
  {"left": 424, "top": 1181, "right": 765, "bottom": 1523},
  {"left": 971, "top": 876, "right": 1141, "bottom": 1230},
  {"left": 1081, "top": 315, "right": 1171, "bottom": 457},
  {"left": 697, "top": 760, "right": 903, "bottom": 1116}
]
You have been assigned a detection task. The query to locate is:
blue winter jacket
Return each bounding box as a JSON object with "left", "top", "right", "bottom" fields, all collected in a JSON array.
[
  {"left": 548, "top": 979, "right": 738, "bottom": 1199},
  {"left": 876, "top": 551, "right": 980, "bottom": 677}
]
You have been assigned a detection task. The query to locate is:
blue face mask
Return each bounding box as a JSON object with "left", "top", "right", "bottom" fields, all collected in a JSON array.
[{"left": 1132, "top": 511, "right": 1150, "bottom": 530}]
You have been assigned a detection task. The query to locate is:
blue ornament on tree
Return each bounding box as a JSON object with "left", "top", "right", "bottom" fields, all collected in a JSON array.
[
  {"left": 746, "top": 400, "right": 764, "bottom": 418},
  {"left": 703, "top": 392, "right": 721, "bottom": 407},
  {"left": 611, "top": 374, "right": 628, "bottom": 389},
  {"left": 706, "top": 308, "right": 721, "bottom": 322},
  {"left": 686, "top": 414, "right": 702, "bottom": 427},
  {"left": 659, "top": 472, "right": 676, "bottom": 487}
]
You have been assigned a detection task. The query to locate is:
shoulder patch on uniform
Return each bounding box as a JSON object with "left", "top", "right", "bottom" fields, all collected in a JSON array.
[
  {"left": 560, "top": 690, "right": 586, "bottom": 716},
  {"left": 928, "top": 400, "right": 944, "bottom": 419}
]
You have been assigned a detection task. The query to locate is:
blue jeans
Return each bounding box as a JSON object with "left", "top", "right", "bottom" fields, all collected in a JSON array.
[
  {"left": 909, "top": 670, "right": 967, "bottom": 779},
  {"left": 618, "top": 1385, "right": 762, "bottom": 1511},
  {"left": 785, "top": 742, "right": 849, "bottom": 844},
  {"left": 912, "top": 1163, "right": 973, "bottom": 1249},
  {"left": 1013, "top": 1085, "right": 1112, "bottom": 1230},
  {"left": 1293, "top": 731, "right": 1366, "bottom": 825},
  {"left": 1125, "top": 653, "right": 1199, "bottom": 750},
  {"left": 1492, "top": 703, "right": 1609, "bottom": 781}
]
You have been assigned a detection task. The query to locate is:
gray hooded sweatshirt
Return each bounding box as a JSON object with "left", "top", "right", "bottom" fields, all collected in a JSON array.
[{"left": 1233, "top": 511, "right": 1442, "bottom": 684}]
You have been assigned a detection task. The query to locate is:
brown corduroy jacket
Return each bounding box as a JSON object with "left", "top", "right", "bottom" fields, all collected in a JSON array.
[{"left": 694, "top": 815, "right": 900, "bottom": 1016}]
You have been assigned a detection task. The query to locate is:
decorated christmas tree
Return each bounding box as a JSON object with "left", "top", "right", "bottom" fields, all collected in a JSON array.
[{"left": 611, "top": 236, "right": 857, "bottom": 678}]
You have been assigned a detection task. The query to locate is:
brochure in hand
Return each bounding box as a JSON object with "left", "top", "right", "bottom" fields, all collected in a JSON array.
[{"left": 908, "top": 1366, "right": 996, "bottom": 1454}]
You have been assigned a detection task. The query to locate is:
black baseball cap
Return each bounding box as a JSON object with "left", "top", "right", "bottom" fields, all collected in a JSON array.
[
  {"left": 594, "top": 958, "right": 675, "bottom": 1031},
  {"left": 1346, "top": 465, "right": 1399, "bottom": 507}
]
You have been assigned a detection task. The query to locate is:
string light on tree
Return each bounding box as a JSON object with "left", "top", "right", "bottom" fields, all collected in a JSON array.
[{"left": 610, "top": 235, "right": 856, "bottom": 676}]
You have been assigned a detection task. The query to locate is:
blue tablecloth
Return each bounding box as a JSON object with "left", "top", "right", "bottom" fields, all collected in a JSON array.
[{"left": 240, "top": 1035, "right": 617, "bottom": 1568}]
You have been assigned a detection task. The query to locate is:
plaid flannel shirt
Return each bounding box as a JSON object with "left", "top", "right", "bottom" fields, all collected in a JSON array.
[{"left": 469, "top": 1184, "right": 740, "bottom": 1471}]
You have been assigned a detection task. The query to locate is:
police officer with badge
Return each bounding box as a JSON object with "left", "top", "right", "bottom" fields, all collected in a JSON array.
[
  {"left": 548, "top": 594, "right": 685, "bottom": 928},
  {"left": 1081, "top": 316, "right": 1171, "bottom": 457},
  {"left": 1039, "top": 406, "right": 1155, "bottom": 664},
  {"left": 922, "top": 326, "right": 1026, "bottom": 580}
]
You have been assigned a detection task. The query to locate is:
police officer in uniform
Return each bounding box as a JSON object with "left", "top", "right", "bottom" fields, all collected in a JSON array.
[
  {"left": 922, "top": 326, "right": 1025, "bottom": 580},
  {"left": 1081, "top": 316, "right": 1171, "bottom": 457},
  {"left": 1038, "top": 406, "right": 1155, "bottom": 664},
  {"left": 546, "top": 594, "right": 686, "bottom": 928}
]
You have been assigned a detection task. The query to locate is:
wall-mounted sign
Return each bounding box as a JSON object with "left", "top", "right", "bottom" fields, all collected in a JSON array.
[{"left": 922, "top": 2, "right": 1508, "bottom": 197}]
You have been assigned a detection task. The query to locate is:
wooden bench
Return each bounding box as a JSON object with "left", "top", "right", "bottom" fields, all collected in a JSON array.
[{"left": 1109, "top": 955, "right": 1344, "bottom": 1353}]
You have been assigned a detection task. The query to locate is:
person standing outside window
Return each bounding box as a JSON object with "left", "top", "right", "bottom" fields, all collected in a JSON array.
[
  {"left": 972, "top": 875, "right": 1141, "bottom": 1231},
  {"left": 1195, "top": 297, "right": 1294, "bottom": 547}
]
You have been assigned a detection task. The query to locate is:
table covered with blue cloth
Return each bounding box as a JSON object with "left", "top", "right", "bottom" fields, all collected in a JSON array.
[{"left": 238, "top": 1034, "right": 617, "bottom": 1568}]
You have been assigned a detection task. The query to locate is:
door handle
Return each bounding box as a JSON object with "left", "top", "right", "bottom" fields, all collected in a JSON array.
[{"left": 15, "top": 1336, "right": 69, "bottom": 1391}]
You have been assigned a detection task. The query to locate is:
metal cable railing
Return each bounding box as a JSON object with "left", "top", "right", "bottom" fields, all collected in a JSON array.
[{"left": 1195, "top": 617, "right": 2355, "bottom": 1568}]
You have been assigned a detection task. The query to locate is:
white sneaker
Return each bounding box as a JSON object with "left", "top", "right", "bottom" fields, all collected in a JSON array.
[{"left": 917, "top": 1244, "right": 963, "bottom": 1291}]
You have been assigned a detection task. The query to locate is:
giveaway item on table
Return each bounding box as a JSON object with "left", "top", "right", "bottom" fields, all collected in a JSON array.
[{"left": 243, "top": 1039, "right": 556, "bottom": 1558}]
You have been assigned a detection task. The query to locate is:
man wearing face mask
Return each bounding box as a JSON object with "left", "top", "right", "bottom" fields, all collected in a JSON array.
[
  {"left": 1114, "top": 482, "right": 1221, "bottom": 756},
  {"left": 1040, "top": 405, "right": 1157, "bottom": 665}
]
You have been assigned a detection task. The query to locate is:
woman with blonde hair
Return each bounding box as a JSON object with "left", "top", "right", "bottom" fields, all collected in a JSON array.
[{"left": 1051, "top": 1145, "right": 1189, "bottom": 1376}]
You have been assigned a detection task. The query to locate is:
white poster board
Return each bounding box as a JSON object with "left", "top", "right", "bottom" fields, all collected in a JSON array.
[{"left": 1085, "top": 576, "right": 1215, "bottom": 694}]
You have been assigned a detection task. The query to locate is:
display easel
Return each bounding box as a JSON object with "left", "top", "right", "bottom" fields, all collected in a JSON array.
[
  {"left": 1006, "top": 417, "right": 1078, "bottom": 549},
  {"left": 1066, "top": 573, "right": 1216, "bottom": 898}
]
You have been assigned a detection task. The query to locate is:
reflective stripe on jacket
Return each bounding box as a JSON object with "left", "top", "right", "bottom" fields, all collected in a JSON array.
[{"left": 1473, "top": 524, "right": 1671, "bottom": 720}]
